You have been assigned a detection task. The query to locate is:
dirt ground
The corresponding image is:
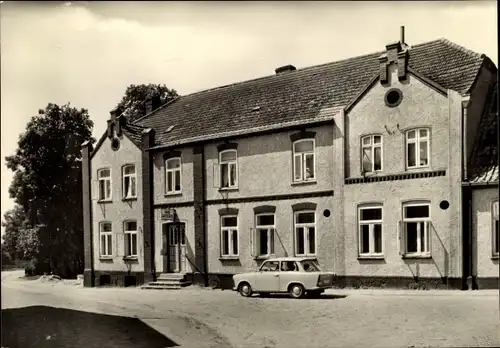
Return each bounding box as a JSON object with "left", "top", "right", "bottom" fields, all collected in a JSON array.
[{"left": 2, "top": 270, "right": 499, "bottom": 348}]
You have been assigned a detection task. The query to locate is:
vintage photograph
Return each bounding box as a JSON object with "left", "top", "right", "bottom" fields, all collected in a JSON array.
[{"left": 1, "top": 1, "right": 498, "bottom": 347}]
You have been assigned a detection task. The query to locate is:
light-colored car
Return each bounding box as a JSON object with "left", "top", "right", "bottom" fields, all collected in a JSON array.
[{"left": 232, "top": 257, "right": 335, "bottom": 299}]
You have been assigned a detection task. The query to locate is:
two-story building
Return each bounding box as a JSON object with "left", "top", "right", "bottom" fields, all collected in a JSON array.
[{"left": 82, "top": 29, "right": 498, "bottom": 290}]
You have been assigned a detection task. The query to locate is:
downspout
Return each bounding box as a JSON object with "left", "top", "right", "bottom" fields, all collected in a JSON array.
[{"left": 202, "top": 146, "right": 209, "bottom": 287}]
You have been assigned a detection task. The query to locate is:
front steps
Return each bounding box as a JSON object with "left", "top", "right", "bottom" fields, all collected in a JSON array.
[{"left": 141, "top": 273, "right": 192, "bottom": 290}]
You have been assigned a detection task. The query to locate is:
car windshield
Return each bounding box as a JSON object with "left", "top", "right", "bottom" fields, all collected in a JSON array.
[{"left": 300, "top": 260, "right": 321, "bottom": 272}]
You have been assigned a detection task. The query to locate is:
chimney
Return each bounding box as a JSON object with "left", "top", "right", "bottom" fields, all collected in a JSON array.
[
  {"left": 400, "top": 26, "right": 405, "bottom": 46},
  {"left": 145, "top": 95, "right": 161, "bottom": 115},
  {"left": 275, "top": 64, "right": 296, "bottom": 74},
  {"left": 107, "top": 107, "right": 123, "bottom": 138}
]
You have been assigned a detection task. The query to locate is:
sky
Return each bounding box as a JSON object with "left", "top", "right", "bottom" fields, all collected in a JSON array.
[{"left": 0, "top": 1, "right": 497, "bottom": 234}]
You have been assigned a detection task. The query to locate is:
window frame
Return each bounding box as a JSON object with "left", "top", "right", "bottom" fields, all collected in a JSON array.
[
  {"left": 401, "top": 202, "right": 431, "bottom": 257},
  {"left": 492, "top": 200, "right": 499, "bottom": 258},
  {"left": 254, "top": 213, "right": 276, "bottom": 258},
  {"left": 294, "top": 210, "right": 317, "bottom": 257},
  {"left": 122, "top": 164, "right": 137, "bottom": 199},
  {"left": 99, "top": 221, "right": 113, "bottom": 257},
  {"left": 358, "top": 204, "right": 384, "bottom": 258},
  {"left": 123, "top": 220, "right": 138, "bottom": 258},
  {"left": 219, "top": 149, "right": 238, "bottom": 189},
  {"left": 97, "top": 168, "right": 112, "bottom": 201},
  {"left": 360, "top": 134, "right": 383, "bottom": 173},
  {"left": 292, "top": 139, "right": 316, "bottom": 183},
  {"left": 220, "top": 215, "right": 239, "bottom": 257},
  {"left": 165, "top": 157, "right": 182, "bottom": 195},
  {"left": 405, "top": 128, "right": 430, "bottom": 169}
]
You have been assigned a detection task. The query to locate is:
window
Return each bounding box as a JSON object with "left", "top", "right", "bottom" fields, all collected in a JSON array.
[
  {"left": 260, "top": 260, "right": 279, "bottom": 272},
  {"left": 294, "top": 211, "right": 316, "bottom": 256},
  {"left": 166, "top": 158, "right": 182, "bottom": 194},
  {"left": 358, "top": 205, "right": 383, "bottom": 257},
  {"left": 98, "top": 168, "right": 112, "bottom": 201},
  {"left": 124, "top": 221, "right": 138, "bottom": 257},
  {"left": 493, "top": 200, "right": 499, "bottom": 257},
  {"left": 406, "top": 128, "right": 429, "bottom": 168},
  {"left": 361, "top": 135, "right": 383, "bottom": 173},
  {"left": 293, "top": 139, "right": 315, "bottom": 182},
  {"left": 221, "top": 216, "right": 238, "bottom": 257},
  {"left": 122, "top": 165, "right": 137, "bottom": 199},
  {"left": 99, "top": 222, "right": 112, "bottom": 257},
  {"left": 219, "top": 150, "right": 238, "bottom": 189},
  {"left": 253, "top": 214, "right": 275, "bottom": 257},
  {"left": 401, "top": 203, "right": 430, "bottom": 256},
  {"left": 281, "top": 261, "right": 298, "bottom": 272}
]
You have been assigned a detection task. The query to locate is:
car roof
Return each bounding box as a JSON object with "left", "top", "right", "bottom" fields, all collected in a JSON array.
[{"left": 264, "top": 257, "right": 316, "bottom": 262}]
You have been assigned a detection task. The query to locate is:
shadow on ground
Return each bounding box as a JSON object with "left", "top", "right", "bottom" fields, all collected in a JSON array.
[
  {"left": 256, "top": 294, "right": 348, "bottom": 300},
  {"left": 1, "top": 306, "right": 178, "bottom": 348}
]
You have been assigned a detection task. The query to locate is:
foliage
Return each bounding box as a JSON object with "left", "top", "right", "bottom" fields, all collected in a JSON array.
[
  {"left": 115, "top": 84, "right": 178, "bottom": 123},
  {"left": 1, "top": 205, "right": 28, "bottom": 261},
  {"left": 5, "top": 103, "right": 95, "bottom": 278}
]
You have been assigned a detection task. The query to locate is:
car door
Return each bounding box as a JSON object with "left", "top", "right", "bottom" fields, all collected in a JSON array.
[
  {"left": 279, "top": 261, "right": 300, "bottom": 292},
  {"left": 255, "top": 260, "right": 280, "bottom": 292}
]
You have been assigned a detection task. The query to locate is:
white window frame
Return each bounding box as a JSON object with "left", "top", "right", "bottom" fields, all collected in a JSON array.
[
  {"left": 254, "top": 213, "right": 276, "bottom": 258},
  {"left": 361, "top": 135, "right": 383, "bottom": 173},
  {"left": 124, "top": 220, "right": 138, "bottom": 257},
  {"left": 292, "top": 139, "right": 316, "bottom": 182},
  {"left": 492, "top": 200, "right": 499, "bottom": 258},
  {"left": 99, "top": 222, "right": 113, "bottom": 257},
  {"left": 219, "top": 150, "right": 238, "bottom": 189},
  {"left": 358, "top": 205, "right": 384, "bottom": 257},
  {"left": 294, "top": 210, "right": 316, "bottom": 257},
  {"left": 220, "top": 215, "right": 239, "bottom": 257},
  {"left": 97, "top": 168, "right": 112, "bottom": 201},
  {"left": 401, "top": 202, "right": 431, "bottom": 257},
  {"left": 165, "top": 157, "right": 182, "bottom": 194},
  {"left": 122, "top": 164, "right": 137, "bottom": 199},
  {"left": 406, "top": 128, "right": 430, "bottom": 169}
]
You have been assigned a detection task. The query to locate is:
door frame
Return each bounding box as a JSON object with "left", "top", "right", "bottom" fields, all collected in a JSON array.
[{"left": 161, "top": 220, "right": 187, "bottom": 273}]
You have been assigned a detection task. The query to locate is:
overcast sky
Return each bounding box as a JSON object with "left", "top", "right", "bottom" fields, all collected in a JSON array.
[{"left": 0, "top": 1, "right": 497, "bottom": 233}]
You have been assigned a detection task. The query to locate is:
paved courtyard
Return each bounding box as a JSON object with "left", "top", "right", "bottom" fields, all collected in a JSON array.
[{"left": 2, "top": 270, "right": 499, "bottom": 348}]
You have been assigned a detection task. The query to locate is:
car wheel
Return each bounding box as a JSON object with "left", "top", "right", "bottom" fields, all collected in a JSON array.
[
  {"left": 238, "top": 282, "right": 253, "bottom": 297},
  {"left": 289, "top": 284, "right": 305, "bottom": 299}
]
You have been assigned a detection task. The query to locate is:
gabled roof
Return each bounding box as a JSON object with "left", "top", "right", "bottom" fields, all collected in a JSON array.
[
  {"left": 469, "top": 82, "right": 498, "bottom": 185},
  {"left": 90, "top": 122, "right": 147, "bottom": 159},
  {"left": 135, "top": 38, "right": 490, "bottom": 148}
]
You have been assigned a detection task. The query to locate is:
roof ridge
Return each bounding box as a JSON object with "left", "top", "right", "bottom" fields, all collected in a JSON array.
[
  {"left": 437, "top": 37, "right": 485, "bottom": 59},
  {"left": 177, "top": 49, "right": 386, "bottom": 100},
  {"left": 148, "top": 38, "right": 472, "bottom": 103},
  {"left": 133, "top": 96, "right": 182, "bottom": 125}
]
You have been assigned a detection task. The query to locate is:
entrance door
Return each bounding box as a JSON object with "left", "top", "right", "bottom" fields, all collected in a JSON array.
[{"left": 165, "top": 223, "right": 186, "bottom": 273}]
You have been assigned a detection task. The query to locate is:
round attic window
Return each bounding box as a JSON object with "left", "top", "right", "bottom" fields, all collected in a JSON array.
[
  {"left": 384, "top": 88, "right": 403, "bottom": 107},
  {"left": 111, "top": 138, "right": 120, "bottom": 151}
]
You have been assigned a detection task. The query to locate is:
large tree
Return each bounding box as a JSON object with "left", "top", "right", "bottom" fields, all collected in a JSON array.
[
  {"left": 5, "top": 103, "right": 95, "bottom": 277},
  {"left": 115, "top": 83, "right": 178, "bottom": 122}
]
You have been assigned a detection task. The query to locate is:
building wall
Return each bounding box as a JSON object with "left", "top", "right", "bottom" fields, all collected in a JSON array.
[
  {"left": 152, "top": 146, "right": 194, "bottom": 205},
  {"left": 204, "top": 124, "right": 334, "bottom": 201},
  {"left": 90, "top": 132, "right": 144, "bottom": 274},
  {"left": 341, "top": 64, "right": 464, "bottom": 285},
  {"left": 205, "top": 196, "right": 335, "bottom": 275},
  {"left": 472, "top": 187, "right": 499, "bottom": 283}
]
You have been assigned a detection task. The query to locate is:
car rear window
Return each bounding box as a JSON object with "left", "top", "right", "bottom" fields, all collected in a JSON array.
[{"left": 301, "top": 260, "right": 320, "bottom": 272}]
